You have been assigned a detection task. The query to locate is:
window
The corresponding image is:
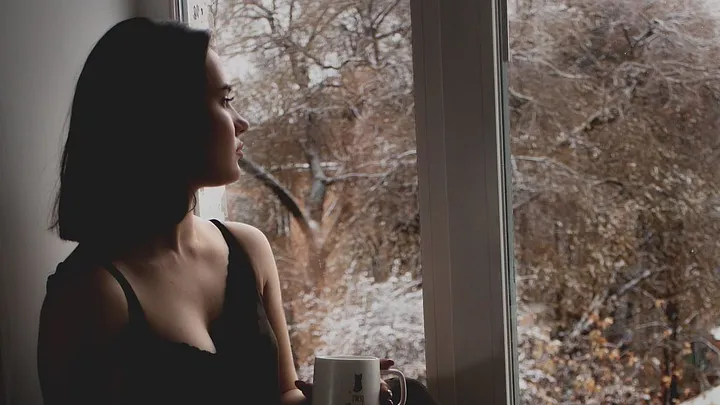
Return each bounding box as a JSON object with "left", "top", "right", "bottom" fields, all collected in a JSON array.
[
  {"left": 185, "top": 0, "right": 429, "bottom": 386},
  {"left": 509, "top": 0, "right": 720, "bottom": 403},
  {"left": 157, "top": 0, "right": 517, "bottom": 404},
  {"left": 148, "top": 0, "right": 720, "bottom": 403}
]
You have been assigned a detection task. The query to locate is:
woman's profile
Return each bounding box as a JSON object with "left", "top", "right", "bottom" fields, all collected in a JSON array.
[{"left": 36, "top": 17, "right": 436, "bottom": 405}]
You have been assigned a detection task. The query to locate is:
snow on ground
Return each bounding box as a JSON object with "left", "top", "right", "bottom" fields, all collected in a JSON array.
[{"left": 681, "top": 385, "right": 720, "bottom": 405}]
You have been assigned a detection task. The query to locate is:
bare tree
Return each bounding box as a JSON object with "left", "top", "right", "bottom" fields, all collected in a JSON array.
[
  {"left": 210, "top": 0, "right": 720, "bottom": 400},
  {"left": 511, "top": 0, "right": 720, "bottom": 402},
  {"left": 211, "top": 0, "right": 418, "bottom": 368}
]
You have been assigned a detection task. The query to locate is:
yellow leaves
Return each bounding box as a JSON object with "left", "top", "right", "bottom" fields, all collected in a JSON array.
[
  {"left": 532, "top": 346, "right": 545, "bottom": 360},
  {"left": 545, "top": 340, "right": 561, "bottom": 356},
  {"left": 595, "top": 347, "right": 610, "bottom": 360},
  {"left": 683, "top": 388, "right": 692, "bottom": 399},
  {"left": 541, "top": 359, "right": 556, "bottom": 374},
  {"left": 681, "top": 342, "right": 693, "bottom": 357},
  {"left": 661, "top": 371, "right": 685, "bottom": 389},
  {"left": 598, "top": 317, "right": 614, "bottom": 329},
  {"left": 589, "top": 329, "right": 607, "bottom": 345},
  {"left": 587, "top": 313, "right": 613, "bottom": 330},
  {"left": 573, "top": 376, "right": 598, "bottom": 394},
  {"left": 584, "top": 378, "right": 597, "bottom": 393}
]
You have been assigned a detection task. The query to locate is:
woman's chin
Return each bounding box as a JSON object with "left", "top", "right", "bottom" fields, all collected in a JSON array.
[
  {"left": 199, "top": 169, "right": 241, "bottom": 188},
  {"left": 225, "top": 166, "right": 243, "bottom": 185}
]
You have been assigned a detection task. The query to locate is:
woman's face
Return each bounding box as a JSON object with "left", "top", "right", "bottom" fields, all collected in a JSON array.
[{"left": 198, "top": 49, "right": 249, "bottom": 187}]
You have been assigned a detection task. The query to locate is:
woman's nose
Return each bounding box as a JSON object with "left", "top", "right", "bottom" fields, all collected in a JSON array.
[{"left": 234, "top": 110, "right": 249, "bottom": 134}]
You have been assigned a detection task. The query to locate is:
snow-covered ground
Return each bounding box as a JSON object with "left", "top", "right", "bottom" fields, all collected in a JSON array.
[
  {"left": 681, "top": 385, "right": 720, "bottom": 405},
  {"left": 707, "top": 0, "right": 720, "bottom": 16}
]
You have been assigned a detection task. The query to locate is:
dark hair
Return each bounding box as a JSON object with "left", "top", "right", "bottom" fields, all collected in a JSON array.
[{"left": 51, "top": 18, "right": 212, "bottom": 246}]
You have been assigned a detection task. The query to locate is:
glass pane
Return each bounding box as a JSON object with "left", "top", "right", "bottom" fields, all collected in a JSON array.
[
  {"left": 508, "top": 0, "right": 720, "bottom": 403},
  {"left": 188, "top": 0, "right": 426, "bottom": 382}
]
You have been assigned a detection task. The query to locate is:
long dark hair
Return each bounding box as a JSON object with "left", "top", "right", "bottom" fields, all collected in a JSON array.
[{"left": 51, "top": 18, "right": 212, "bottom": 246}]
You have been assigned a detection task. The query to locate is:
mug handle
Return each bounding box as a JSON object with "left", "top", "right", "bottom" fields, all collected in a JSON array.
[{"left": 381, "top": 368, "right": 407, "bottom": 405}]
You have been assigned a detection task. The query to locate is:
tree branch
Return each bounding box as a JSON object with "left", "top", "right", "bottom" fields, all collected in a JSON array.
[
  {"left": 300, "top": 129, "right": 328, "bottom": 223},
  {"left": 238, "top": 156, "right": 314, "bottom": 236},
  {"left": 326, "top": 172, "right": 389, "bottom": 184},
  {"left": 566, "top": 267, "right": 668, "bottom": 342}
]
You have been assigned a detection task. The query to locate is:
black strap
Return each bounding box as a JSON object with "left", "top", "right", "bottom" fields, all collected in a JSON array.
[
  {"left": 209, "top": 219, "right": 238, "bottom": 253},
  {"left": 49, "top": 260, "right": 149, "bottom": 331},
  {"left": 209, "top": 219, "right": 261, "bottom": 294},
  {"left": 56, "top": 221, "right": 255, "bottom": 336},
  {"left": 209, "top": 219, "right": 269, "bottom": 356},
  {"left": 210, "top": 219, "right": 244, "bottom": 263},
  {"left": 103, "top": 262, "right": 149, "bottom": 330}
]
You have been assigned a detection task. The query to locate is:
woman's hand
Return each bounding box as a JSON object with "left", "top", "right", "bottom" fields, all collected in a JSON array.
[{"left": 295, "top": 359, "right": 396, "bottom": 405}]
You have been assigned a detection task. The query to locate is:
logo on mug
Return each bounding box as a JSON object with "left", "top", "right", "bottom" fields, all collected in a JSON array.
[{"left": 353, "top": 373, "right": 363, "bottom": 393}]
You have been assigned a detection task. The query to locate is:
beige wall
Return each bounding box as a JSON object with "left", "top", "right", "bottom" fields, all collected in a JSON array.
[{"left": 0, "top": 0, "right": 135, "bottom": 403}]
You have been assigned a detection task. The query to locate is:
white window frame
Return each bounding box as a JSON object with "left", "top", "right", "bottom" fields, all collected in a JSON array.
[{"left": 136, "top": 0, "right": 519, "bottom": 404}]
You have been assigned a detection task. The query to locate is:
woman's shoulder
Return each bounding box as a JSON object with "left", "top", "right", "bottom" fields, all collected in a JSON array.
[
  {"left": 220, "top": 220, "right": 267, "bottom": 242},
  {"left": 217, "top": 220, "right": 273, "bottom": 260},
  {"left": 42, "top": 245, "right": 129, "bottom": 340},
  {"left": 214, "top": 220, "right": 275, "bottom": 290},
  {"left": 48, "top": 246, "right": 123, "bottom": 296},
  {"left": 38, "top": 247, "right": 130, "bottom": 403}
]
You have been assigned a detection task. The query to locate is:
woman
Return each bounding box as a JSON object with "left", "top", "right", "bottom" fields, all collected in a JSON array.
[{"left": 36, "top": 17, "right": 402, "bottom": 405}]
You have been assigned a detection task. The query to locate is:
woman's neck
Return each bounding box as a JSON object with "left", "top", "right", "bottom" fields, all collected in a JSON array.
[{"left": 103, "top": 211, "right": 201, "bottom": 262}]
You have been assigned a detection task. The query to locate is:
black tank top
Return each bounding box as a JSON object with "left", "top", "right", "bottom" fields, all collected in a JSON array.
[{"left": 46, "top": 220, "right": 283, "bottom": 405}]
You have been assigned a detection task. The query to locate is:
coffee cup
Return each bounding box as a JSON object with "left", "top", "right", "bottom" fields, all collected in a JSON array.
[{"left": 312, "top": 355, "right": 407, "bottom": 405}]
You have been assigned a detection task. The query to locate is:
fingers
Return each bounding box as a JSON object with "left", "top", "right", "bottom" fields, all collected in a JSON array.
[
  {"left": 380, "top": 380, "right": 393, "bottom": 405},
  {"left": 379, "top": 359, "right": 396, "bottom": 405},
  {"left": 295, "top": 380, "right": 313, "bottom": 402},
  {"left": 379, "top": 359, "right": 395, "bottom": 370}
]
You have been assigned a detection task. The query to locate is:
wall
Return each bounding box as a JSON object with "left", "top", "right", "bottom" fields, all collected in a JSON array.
[{"left": 0, "top": 0, "right": 134, "bottom": 403}]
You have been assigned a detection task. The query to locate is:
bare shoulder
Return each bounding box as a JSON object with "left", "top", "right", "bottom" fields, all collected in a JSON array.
[
  {"left": 40, "top": 252, "right": 128, "bottom": 339},
  {"left": 217, "top": 223, "right": 296, "bottom": 390},
  {"left": 221, "top": 221, "right": 276, "bottom": 289},
  {"left": 38, "top": 249, "right": 129, "bottom": 401},
  {"left": 222, "top": 221, "right": 270, "bottom": 247}
]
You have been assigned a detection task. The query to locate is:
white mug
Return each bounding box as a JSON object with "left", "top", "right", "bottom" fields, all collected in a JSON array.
[{"left": 312, "top": 355, "right": 407, "bottom": 405}]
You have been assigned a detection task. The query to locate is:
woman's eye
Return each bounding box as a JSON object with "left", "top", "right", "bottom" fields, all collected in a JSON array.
[{"left": 223, "top": 96, "right": 235, "bottom": 107}]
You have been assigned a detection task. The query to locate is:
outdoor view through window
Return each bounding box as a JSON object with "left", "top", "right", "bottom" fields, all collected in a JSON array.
[
  {"left": 190, "top": 0, "right": 720, "bottom": 403},
  {"left": 509, "top": 0, "right": 720, "bottom": 404},
  {"left": 186, "top": 0, "right": 426, "bottom": 383}
]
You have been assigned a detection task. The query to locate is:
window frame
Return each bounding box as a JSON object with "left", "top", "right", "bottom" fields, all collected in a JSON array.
[
  {"left": 409, "top": 0, "right": 518, "bottom": 404},
  {"left": 137, "top": 0, "right": 519, "bottom": 403}
]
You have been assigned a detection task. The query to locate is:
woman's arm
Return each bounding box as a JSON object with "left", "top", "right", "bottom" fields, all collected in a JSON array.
[
  {"left": 225, "top": 222, "right": 309, "bottom": 405},
  {"left": 37, "top": 265, "right": 128, "bottom": 405}
]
